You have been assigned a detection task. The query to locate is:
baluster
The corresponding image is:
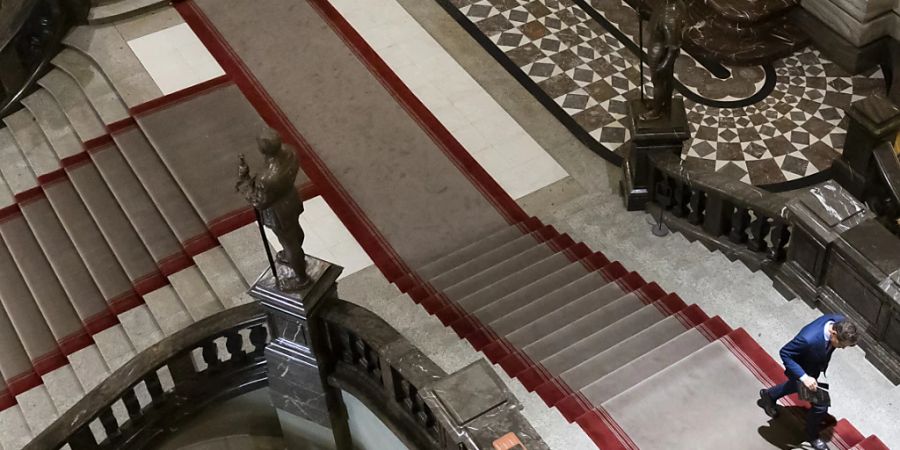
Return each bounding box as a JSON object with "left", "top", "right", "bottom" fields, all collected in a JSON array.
[
  {"left": 353, "top": 337, "right": 367, "bottom": 369},
  {"left": 654, "top": 175, "right": 674, "bottom": 209},
  {"left": 67, "top": 426, "right": 99, "bottom": 450},
  {"left": 702, "top": 193, "right": 733, "bottom": 237},
  {"left": 225, "top": 331, "right": 245, "bottom": 363},
  {"left": 333, "top": 328, "right": 354, "bottom": 364},
  {"left": 202, "top": 341, "right": 220, "bottom": 369},
  {"left": 672, "top": 180, "right": 691, "bottom": 218},
  {"left": 748, "top": 213, "right": 771, "bottom": 252},
  {"left": 688, "top": 189, "right": 705, "bottom": 225},
  {"left": 98, "top": 406, "right": 119, "bottom": 439},
  {"left": 728, "top": 206, "right": 751, "bottom": 243},
  {"left": 122, "top": 389, "right": 142, "bottom": 421},
  {"left": 249, "top": 324, "right": 268, "bottom": 355},
  {"left": 768, "top": 222, "right": 791, "bottom": 261},
  {"left": 144, "top": 373, "right": 164, "bottom": 404}
]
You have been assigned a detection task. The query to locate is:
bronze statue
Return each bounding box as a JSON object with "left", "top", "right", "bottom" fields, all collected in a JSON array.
[
  {"left": 641, "top": 0, "right": 687, "bottom": 121},
  {"left": 236, "top": 127, "right": 309, "bottom": 291}
]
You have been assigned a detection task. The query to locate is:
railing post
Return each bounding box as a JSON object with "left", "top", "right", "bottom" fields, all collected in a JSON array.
[
  {"left": 250, "top": 256, "right": 352, "bottom": 450},
  {"left": 834, "top": 95, "right": 900, "bottom": 200},
  {"left": 620, "top": 98, "right": 691, "bottom": 211}
]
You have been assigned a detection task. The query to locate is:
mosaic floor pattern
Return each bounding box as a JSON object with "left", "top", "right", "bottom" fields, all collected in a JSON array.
[{"left": 440, "top": 0, "right": 886, "bottom": 188}]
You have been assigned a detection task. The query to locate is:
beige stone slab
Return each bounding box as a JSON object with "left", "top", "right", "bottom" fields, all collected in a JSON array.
[
  {"left": 217, "top": 223, "right": 268, "bottom": 285},
  {"left": 93, "top": 324, "right": 136, "bottom": 370},
  {"left": 117, "top": 304, "right": 163, "bottom": 351},
  {"left": 41, "top": 365, "right": 85, "bottom": 412},
  {"left": 52, "top": 49, "right": 129, "bottom": 125},
  {"left": 14, "top": 385, "right": 59, "bottom": 435},
  {"left": 67, "top": 345, "right": 110, "bottom": 392},
  {"left": 142, "top": 284, "right": 193, "bottom": 335},
  {"left": 168, "top": 266, "right": 223, "bottom": 321},
  {"left": 21, "top": 89, "right": 83, "bottom": 160},
  {"left": 38, "top": 69, "right": 107, "bottom": 142},
  {"left": 0, "top": 405, "right": 33, "bottom": 450},
  {"left": 193, "top": 246, "right": 248, "bottom": 308},
  {"left": 0, "top": 129, "right": 37, "bottom": 195},
  {"left": 3, "top": 109, "right": 59, "bottom": 177},
  {"left": 64, "top": 25, "right": 163, "bottom": 107}
]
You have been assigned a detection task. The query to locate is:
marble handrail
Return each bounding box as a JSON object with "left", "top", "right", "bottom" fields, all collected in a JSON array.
[{"left": 26, "top": 302, "right": 269, "bottom": 450}]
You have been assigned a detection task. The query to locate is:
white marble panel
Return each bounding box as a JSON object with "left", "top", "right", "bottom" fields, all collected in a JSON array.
[{"left": 126, "top": 23, "right": 225, "bottom": 95}]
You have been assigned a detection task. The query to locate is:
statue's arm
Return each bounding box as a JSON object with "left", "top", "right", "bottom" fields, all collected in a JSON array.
[{"left": 659, "top": 27, "right": 680, "bottom": 70}]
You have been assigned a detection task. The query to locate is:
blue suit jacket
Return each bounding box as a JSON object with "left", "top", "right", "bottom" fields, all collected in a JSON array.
[{"left": 780, "top": 314, "right": 845, "bottom": 380}]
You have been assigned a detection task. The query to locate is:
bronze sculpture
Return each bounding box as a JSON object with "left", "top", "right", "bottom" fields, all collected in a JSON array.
[
  {"left": 641, "top": 0, "right": 687, "bottom": 121},
  {"left": 236, "top": 127, "right": 309, "bottom": 291}
]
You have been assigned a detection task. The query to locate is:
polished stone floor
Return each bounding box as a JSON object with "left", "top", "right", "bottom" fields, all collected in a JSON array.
[{"left": 445, "top": 0, "right": 886, "bottom": 187}]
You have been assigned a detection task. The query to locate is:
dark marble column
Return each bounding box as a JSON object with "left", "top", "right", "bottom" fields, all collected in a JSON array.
[
  {"left": 834, "top": 95, "right": 900, "bottom": 199},
  {"left": 422, "top": 360, "right": 550, "bottom": 450},
  {"left": 249, "top": 256, "right": 352, "bottom": 449},
  {"left": 621, "top": 98, "right": 690, "bottom": 211}
]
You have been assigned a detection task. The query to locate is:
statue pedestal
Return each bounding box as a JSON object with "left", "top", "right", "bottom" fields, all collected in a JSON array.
[
  {"left": 249, "top": 256, "right": 350, "bottom": 449},
  {"left": 621, "top": 98, "right": 690, "bottom": 211}
]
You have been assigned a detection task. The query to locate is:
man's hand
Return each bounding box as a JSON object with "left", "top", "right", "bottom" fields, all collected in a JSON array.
[{"left": 800, "top": 374, "right": 818, "bottom": 392}]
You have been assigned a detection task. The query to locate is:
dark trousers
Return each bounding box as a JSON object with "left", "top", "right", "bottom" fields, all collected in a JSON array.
[{"left": 766, "top": 380, "right": 828, "bottom": 441}]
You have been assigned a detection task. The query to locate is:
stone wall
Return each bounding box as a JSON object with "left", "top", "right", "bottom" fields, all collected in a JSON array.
[{"left": 798, "top": 0, "right": 900, "bottom": 72}]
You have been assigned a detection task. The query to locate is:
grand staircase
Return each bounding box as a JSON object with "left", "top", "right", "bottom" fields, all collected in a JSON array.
[
  {"left": 392, "top": 217, "right": 890, "bottom": 449},
  {"left": 0, "top": 7, "right": 269, "bottom": 449}
]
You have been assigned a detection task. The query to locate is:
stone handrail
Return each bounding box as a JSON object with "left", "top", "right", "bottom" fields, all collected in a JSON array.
[
  {"left": 26, "top": 303, "right": 271, "bottom": 450},
  {"left": 0, "top": 0, "right": 88, "bottom": 116},
  {"left": 647, "top": 151, "right": 794, "bottom": 274}
]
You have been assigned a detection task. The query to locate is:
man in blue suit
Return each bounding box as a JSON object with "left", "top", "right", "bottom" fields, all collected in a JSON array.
[{"left": 758, "top": 314, "right": 859, "bottom": 450}]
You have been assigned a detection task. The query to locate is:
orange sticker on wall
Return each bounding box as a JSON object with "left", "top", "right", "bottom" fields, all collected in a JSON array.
[{"left": 493, "top": 432, "right": 527, "bottom": 450}]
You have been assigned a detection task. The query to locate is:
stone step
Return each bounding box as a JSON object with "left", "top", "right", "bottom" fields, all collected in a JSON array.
[
  {"left": 20, "top": 89, "right": 83, "bottom": 161},
  {"left": 424, "top": 227, "right": 558, "bottom": 291},
  {"left": 38, "top": 69, "right": 106, "bottom": 142},
  {"left": 578, "top": 316, "right": 731, "bottom": 406},
  {"left": 414, "top": 220, "right": 533, "bottom": 281},
  {"left": 0, "top": 404, "right": 33, "bottom": 450},
  {"left": 3, "top": 109, "right": 60, "bottom": 178},
  {"left": 555, "top": 306, "right": 709, "bottom": 394},
  {"left": 852, "top": 436, "right": 890, "bottom": 450},
  {"left": 88, "top": 0, "right": 168, "bottom": 24},
  {"left": 433, "top": 245, "right": 575, "bottom": 323},
  {"left": 63, "top": 26, "right": 162, "bottom": 108},
  {"left": 439, "top": 240, "right": 554, "bottom": 302},
  {"left": 503, "top": 275, "right": 653, "bottom": 350},
  {"left": 217, "top": 222, "right": 269, "bottom": 285},
  {"left": 489, "top": 270, "right": 619, "bottom": 336},
  {"left": 51, "top": 49, "right": 129, "bottom": 125},
  {"left": 0, "top": 129, "right": 37, "bottom": 195}
]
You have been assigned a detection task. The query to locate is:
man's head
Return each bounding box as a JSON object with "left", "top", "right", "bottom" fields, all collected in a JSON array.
[
  {"left": 258, "top": 127, "right": 282, "bottom": 157},
  {"left": 830, "top": 320, "right": 859, "bottom": 349}
]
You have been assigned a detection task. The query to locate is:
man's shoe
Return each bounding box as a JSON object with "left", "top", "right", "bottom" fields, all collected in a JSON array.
[
  {"left": 810, "top": 438, "right": 829, "bottom": 450},
  {"left": 758, "top": 389, "right": 778, "bottom": 417}
]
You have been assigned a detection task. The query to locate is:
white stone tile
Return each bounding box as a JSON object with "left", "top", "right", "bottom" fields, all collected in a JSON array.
[
  {"left": 142, "top": 284, "right": 193, "bottom": 335},
  {"left": 193, "top": 246, "right": 248, "bottom": 308},
  {"left": 14, "top": 386, "right": 58, "bottom": 434},
  {"left": 168, "top": 267, "right": 223, "bottom": 321},
  {"left": 0, "top": 405, "right": 33, "bottom": 450},
  {"left": 117, "top": 304, "right": 164, "bottom": 352},
  {"left": 93, "top": 325, "right": 136, "bottom": 371},
  {"left": 40, "top": 365, "right": 85, "bottom": 412},
  {"left": 126, "top": 23, "right": 225, "bottom": 95},
  {"left": 67, "top": 345, "right": 110, "bottom": 392}
]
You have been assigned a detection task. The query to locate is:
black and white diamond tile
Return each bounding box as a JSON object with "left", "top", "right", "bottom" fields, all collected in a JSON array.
[{"left": 445, "top": 0, "right": 887, "bottom": 187}]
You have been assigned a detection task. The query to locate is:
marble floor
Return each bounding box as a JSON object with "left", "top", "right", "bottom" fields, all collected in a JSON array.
[{"left": 442, "top": 0, "right": 886, "bottom": 188}]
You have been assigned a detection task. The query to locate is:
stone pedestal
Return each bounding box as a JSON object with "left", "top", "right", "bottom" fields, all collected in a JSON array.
[
  {"left": 621, "top": 98, "right": 690, "bottom": 211},
  {"left": 834, "top": 95, "right": 900, "bottom": 199},
  {"left": 423, "top": 360, "right": 549, "bottom": 450},
  {"left": 249, "top": 255, "right": 350, "bottom": 449}
]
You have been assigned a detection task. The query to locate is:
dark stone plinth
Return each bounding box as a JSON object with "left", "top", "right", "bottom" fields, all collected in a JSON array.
[
  {"left": 782, "top": 181, "right": 872, "bottom": 302},
  {"left": 836, "top": 96, "right": 900, "bottom": 199},
  {"left": 423, "top": 360, "right": 549, "bottom": 450},
  {"left": 250, "top": 256, "right": 350, "bottom": 445},
  {"left": 621, "top": 98, "right": 690, "bottom": 211},
  {"left": 791, "top": 9, "right": 887, "bottom": 74}
]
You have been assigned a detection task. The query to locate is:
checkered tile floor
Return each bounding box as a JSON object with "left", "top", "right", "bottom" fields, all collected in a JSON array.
[{"left": 445, "top": 0, "right": 886, "bottom": 187}]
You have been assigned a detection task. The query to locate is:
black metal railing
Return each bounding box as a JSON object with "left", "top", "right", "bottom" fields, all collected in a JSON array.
[{"left": 26, "top": 303, "right": 271, "bottom": 450}]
